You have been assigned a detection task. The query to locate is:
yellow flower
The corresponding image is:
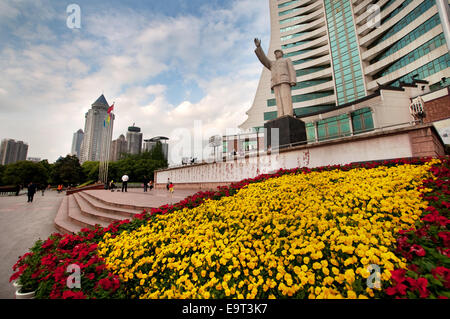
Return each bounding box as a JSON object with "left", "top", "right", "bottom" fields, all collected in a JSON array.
[
  {"left": 347, "top": 291, "right": 357, "bottom": 299},
  {"left": 96, "top": 161, "right": 437, "bottom": 299}
]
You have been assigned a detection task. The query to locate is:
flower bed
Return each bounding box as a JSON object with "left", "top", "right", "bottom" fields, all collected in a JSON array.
[
  {"left": 385, "top": 161, "right": 450, "bottom": 299},
  {"left": 10, "top": 157, "right": 450, "bottom": 299}
]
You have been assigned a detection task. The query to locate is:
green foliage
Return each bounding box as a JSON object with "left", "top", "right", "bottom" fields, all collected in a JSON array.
[
  {"left": 1, "top": 161, "right": 49, "bottom": 186},
  {"left": 101, "top": 142, "right": 167, "bottom": 183},
  {"left": 81, "top": 161, "right": 100, "bottom": 182},
  {"left": 0, "top": 164, "right": 4, "bottom": 186},
  {"left": 51, "top": 155, "right": 83, "bottom": 186}
]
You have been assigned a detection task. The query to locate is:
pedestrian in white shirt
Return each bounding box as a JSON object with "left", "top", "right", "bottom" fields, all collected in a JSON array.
[{"left": 121, "top": 174, "right": 129, "bottom": 192}]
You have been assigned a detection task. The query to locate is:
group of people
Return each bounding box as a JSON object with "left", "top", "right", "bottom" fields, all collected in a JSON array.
[
  {"left": 107, "top": 174, "right": 156, "bottom": 193},
  {"left": 143, "top": 176, "right": 154, "bottom": 192},
  {"left": 166, "top": 179, "right": 174, "bottom": 193}
]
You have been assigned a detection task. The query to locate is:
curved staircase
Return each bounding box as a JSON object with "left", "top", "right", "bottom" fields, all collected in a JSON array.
[
  {"left": 55, "top": 191, "right": 148, "bottom": 234},
  {"left": 54, "top": 189, "right": 200, "bottom": 234}
]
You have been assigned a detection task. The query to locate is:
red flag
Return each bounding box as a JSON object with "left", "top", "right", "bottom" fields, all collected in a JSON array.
[{"left": 107, "top": 103, "right": 114, "bottom": 114}]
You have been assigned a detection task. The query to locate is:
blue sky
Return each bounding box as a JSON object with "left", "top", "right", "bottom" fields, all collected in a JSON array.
[{"left": 0, "top": 0, "right": 270, "bottom": 163}]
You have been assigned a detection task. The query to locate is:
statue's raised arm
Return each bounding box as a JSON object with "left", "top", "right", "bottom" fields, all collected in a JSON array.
[{"left": 254, "top": 38, "right": 272, "bottom": 70}]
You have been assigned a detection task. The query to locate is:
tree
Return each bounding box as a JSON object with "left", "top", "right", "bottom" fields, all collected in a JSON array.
[
  {"left": 81, "top": 161, "right": 100, "bottom": 182},
  {"left": 2, "top": 161, "right": 49, "bottom": 187},
  {"left": 0, "top": 164, "right": 5, "bottom": 186},
  {"left": 39, "top": 160, "right": 53, "bottom": 184},
  {"left": 149, "top": 141, "right": 168, "bottom": 165},
  {"left": 51, "top": 155, "right": 83, "bottom": 186}
]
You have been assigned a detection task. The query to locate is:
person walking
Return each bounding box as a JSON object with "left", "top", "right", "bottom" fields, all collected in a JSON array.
[
  {"left": 121, "top": 174, "right": 129, "bottom": 192},
  {"left": 166, "top": 178, "right": 171, "bottom": 191},
  {"left": 41, "top": 184, "right": 45, "bottom": 196},
  {"left": 27, "top": 182, "right": 37, "bottom": 203},
  {"left": 143, "top": 175, "right": 149, "bottom": 192}
]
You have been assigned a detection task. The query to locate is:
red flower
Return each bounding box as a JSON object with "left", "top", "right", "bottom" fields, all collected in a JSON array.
[
  {"left": 413, "top": 278, "right": 430, "bottom": 298},
  {"left": 62, "top": 290, "right": 86, "bottom": 299},
  {"left": 385, "top": 283, "right": 408, "bottom": 296},
  {"left": 431, "top": 266, "right": 450, "bottom": 288},
  {"left": 390, "top": 269, "right": 407, "bottom": 284},
  {"left": 410, "top": 244, "right": 426, "bottom": 257},
  {"left": 85, "top": 273, "right": 95, "bottom": 280},
  {"left": 438, "top": 232, "right": 450, "bottom": 248},
  {"left": 42, "top": 239, "right": 54, "bottom": 249}
]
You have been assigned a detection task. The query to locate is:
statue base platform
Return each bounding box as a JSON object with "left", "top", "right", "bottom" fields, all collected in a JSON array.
[{"left": 264, "top": 115, "right": 307, "bottom": 149}]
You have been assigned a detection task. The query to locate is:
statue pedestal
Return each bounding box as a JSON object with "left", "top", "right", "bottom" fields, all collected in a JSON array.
[{"left": 264, "top": 115, "right": 307, "bottom": 149}]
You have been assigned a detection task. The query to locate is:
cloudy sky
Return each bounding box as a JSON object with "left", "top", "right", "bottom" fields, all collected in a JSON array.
[{"left": 0, "top": 0, "right": 270, "bottom": 164}]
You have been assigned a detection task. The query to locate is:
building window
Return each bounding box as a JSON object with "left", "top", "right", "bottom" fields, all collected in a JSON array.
[
  {"left": 264, "top": 111, "right": 278, "bottom": 121},
  {"left": 317, "top": 114, "right": 351, "bottom": 141},
  {"left": 267, "top": 91, "right": 334, "bottom": 107},
  {"left": 306, "top": 123, "right": 316, "bottom": 142},
  {"left": 391, "top": 53, "right": 450, "bottom": 87},
  {"left": 373, "top": 33, "right": 447, "bottom": 80},
  {"left": 351, "top": 107, "right": 374, "bottom": 133}
]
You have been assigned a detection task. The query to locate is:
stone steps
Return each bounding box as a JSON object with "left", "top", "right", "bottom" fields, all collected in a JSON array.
[
  {"left": 54, "top": 194, "right": 134, "bottom": 235},
  {"left": 67, "top": 195, "right": 110, "bottom": 230},
  {"left": 54, "top": 196, "right": 80, "bottom": 234},
  {"left": 54, "top": 188, "right": 200, "bottom": 235},
  {"left": 75, "top": 192, "right": 140, "bottom": 220}
]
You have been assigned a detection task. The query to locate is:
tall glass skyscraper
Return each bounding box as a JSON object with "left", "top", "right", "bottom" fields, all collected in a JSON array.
[
  {"left": 240, "top": 0, "right": 450, "bottom": 130},
  {"left": 71, "top": 129, "right": 84, "bottom": 158},
  {"left": 79, "top": 95, "right": 114, "bottom": 163}
]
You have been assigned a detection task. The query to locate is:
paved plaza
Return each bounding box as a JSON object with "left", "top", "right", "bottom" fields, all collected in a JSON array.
[{"left": 0, "top": 190, "right": 63, "bottom": 298}]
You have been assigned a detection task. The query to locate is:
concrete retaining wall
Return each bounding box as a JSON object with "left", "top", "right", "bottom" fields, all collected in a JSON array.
[{"left": 155, "top": 124, "right": 445, "bottom": 189}]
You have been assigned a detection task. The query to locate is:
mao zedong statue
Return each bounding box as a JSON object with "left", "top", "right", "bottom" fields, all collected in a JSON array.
[{"left": 254, "top": 38, "right": 296, "bottom": 118}]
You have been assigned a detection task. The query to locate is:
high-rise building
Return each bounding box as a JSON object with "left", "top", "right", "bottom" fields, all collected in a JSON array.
[
  {"left": 126, "top": 125, "right": 143, "bottom": 155},
  {"left": 0, "top": 139, "right": 28, "bottom": 165},
  {"left": 71, "top": 129, "right": 84, "bottom": 158},
  {"left": 110, "top": 134, "right": 127, "bottom": 161},
  {"left": 143, "top": 136, "right": 169, "bottom": 160},
  {"left": 240, "top": 0, "right": 450, "bottom": 130},
  {"left": 79, "top": 94, "right": 115, "bottom": 163}
]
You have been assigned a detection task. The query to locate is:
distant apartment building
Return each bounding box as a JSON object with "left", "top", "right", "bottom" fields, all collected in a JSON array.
[
  {"left": 110, "top": 134, "right": 127, "bottom": 161},
  {"left": 126, "top": 125, "right": 143, "bottom": 155},
  {"left": 0, "top": 139, "right": 28, "bottom": 165},
  {"left": 27, "top": 157, "right": 41, "bottom": 162},
  {"left": 79, "top": 94, "right": 114, "bottom": 163},
  {"left": 71, "top": 129, "right": 84, "bottom": 158}
]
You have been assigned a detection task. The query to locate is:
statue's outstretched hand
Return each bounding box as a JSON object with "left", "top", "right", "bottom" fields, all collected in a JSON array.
[{"left": 254, "top": 38, "right": 261, "bottom": 47}]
